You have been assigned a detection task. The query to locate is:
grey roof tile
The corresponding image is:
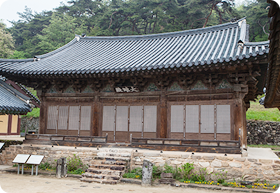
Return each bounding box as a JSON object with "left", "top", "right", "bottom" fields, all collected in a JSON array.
[
  {"left": 0, "top": 18, "right": 269, "bottom": 77},
  {"left": 0, "top": 80, "right": 31, "bottom": 114}
]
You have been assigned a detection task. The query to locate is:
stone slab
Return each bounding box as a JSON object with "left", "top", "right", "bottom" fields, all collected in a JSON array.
[{"left": 247, "top": 147, "right": 278, "bottom": 160}]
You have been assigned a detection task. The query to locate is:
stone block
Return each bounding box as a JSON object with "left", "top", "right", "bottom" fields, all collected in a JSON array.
[
  {"left": 229, "top": 162, "right": 242, "bottom": 168},
  {"left": 199, "top": 162, "right": 210, "bottom": 167},
  {"left": 202, "top": 156, "right": 215, "bottom": 161},
  {"left": 272, "top": 165, "right": 280, "bottom": 170},
  {"left": 211, "top": 161, "right": 222, "bottom": 167},
  {"left": 243, "top": 169, "right": 257, "bottom": 175},
  {"left": 143, "top": 153, "right": 160, "bottom": 157},
  {"left": 247, "top": 159, "right": 257, "bottom": 162},
  {"left": 274, "top": 160, "right": 280, "bottom": 164},
  {"left": 190, "top": 155, "right": 202, "bottom": 159},
  {"left": 171, "top": 160, "right": 182, "bottom": 165},
  {"left": 181, "top": 154, "right": 190, "bottom": 159},
  {"left": 226, "top": 168, "right": 242, "bottom": 177},
  {"left": 234, "top": 157, "right": 246, "bottom": 162},
  {"left": 263, "top": 165, "right": 272, "bottom": 170},
  {"left": 263, "top": 170, "right": 274, "bottom": 175},
  {"left": 259, "top": 159, "right": 272, "bottom": 164},
  {"left": 160, "top": 153, "right": 181, "bottom": 158},
  {"left": 221, "top": 161, "right": 229, "bottom": 167}
]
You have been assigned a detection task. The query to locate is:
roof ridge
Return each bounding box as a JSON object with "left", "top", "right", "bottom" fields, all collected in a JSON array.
[{"left": 80, "top": 18, "right": 246, "bottom": 41}]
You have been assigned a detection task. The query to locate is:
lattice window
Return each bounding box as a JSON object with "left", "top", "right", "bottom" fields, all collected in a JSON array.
[
  {"left": 217, "top": 105, "right": 231, "bottom": 133},
  {"left": 185, "top": 105, "right": 199, "bottom": 133},
  {"left": 201, "top": 105, "right": 214, "bottom": 133},
  {"left": 80, "top": 106, "right": 91, "bottom": 130},
  {"left": 171, "top": 105, "right": 184, "bottom": 132},
  {"left": 47, "top": 106, "right": 58, "bottom": 130},
  {"left": 68, "top": 106, "right": 80, "bottom": 130},
  {"left": 58, "top": 106, "right": 68, "bottom": 130},
  {"left": 102, "top": 106, "right": 115, "bottom": 131},
  {"left": 144, "top": 106, "right": 157, "bottom": 132},
  {"left": 116, "top": 106, "right": 128, "bottom": 131},
  {"left": 129, "top": 106, "right": 143, "bottom": 132}
]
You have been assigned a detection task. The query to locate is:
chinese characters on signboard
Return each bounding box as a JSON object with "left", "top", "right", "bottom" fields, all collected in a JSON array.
[{"left": 115, "top": 86, "right": 139, "bottom": 93}]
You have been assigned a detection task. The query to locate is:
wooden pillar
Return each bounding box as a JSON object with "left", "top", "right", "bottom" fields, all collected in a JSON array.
[
  {"left": 159, "top": 92, "right": 167, "bottom": 138},
  {"left": 39, "top": 97, "right": 45, "bottom": 134},
  {"left": 92, "top": 95, "right": 100, "bottom": 136},
  {"left": 233, "top": 84, "right": 248, "bottom": 148}
]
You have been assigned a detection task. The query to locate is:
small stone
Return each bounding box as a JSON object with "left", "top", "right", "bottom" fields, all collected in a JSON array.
[
  {"left": 263, "top": 165, "right": 272, "bottom": 170},
  {"left": 272, "top": 165, "right": 280, "bottom": 170},
  {"left": 274, "top": 160, "right": 280, "bottom": 164},
  {"left": 143, "top": 153, "right": 160, "bottom": 157},
  {"left": 181, "top": 154, "right": 190, "bottom": 159},
  {"left": 243, "top": 169, "right": 257, "bottom": 175},
  {"left": 191, "top": 155, "right": 201, "bottom": 159}
]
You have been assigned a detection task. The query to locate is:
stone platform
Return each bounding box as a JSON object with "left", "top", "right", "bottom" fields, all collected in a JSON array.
[{"left": 0, "top": 144, "right": 279, "bottom": 184}]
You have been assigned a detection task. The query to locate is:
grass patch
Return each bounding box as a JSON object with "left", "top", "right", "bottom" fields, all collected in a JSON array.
[{"left": 246, "top": 100, "right": 280, "bottom": 121}]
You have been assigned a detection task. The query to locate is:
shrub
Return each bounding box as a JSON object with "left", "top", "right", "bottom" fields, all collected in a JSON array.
[
  {"left": 178, "top": 163, "right": 194, "bottom": 180},
  {"left": 67, "top": 154, "right": 87, "bottom": 173}
]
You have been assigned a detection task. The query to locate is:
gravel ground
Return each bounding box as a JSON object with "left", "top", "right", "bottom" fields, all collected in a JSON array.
[{"left": 0, "top": 173, "right": 237, "bottom": 193}]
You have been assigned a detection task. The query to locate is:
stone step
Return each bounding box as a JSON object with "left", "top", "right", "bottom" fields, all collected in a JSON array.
[
  {"left": 97, "top": 152, "right": 131, "bottom": 157},
  {"left": 90, "top": 164, "right": 126, "bottom": 171},
  {"left": 86, "top": 168, "right": 123, "bottom": 176},
  {"left": 82, "top": 173, "right": 120, "bottom": 180},
  {"left": 95, "top": 156, "right": 130, "bottom": 162},
  {"left": 80, "top": 177, "right": 118, "bottom": 184},
  {"left": 100, "top": 160, "right": 127, "bottom": 165}
]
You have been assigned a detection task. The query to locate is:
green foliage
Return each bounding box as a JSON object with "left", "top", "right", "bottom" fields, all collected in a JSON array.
[
  {"left": 67, "top": 154, "right": 87, "bottom": 173},
  {"left": 123, "top": 167, "right": 142, "bottom": 179},
  {"left": 0, "top": 22, "right": 14, "bottom": 58},
  {"left": 163, "top": 164, "right": 174, "bottom": 173},
  {"left": 38, "top": 162, "right": 54, "bottom": 170},
  {"left": 178, "top": 163, "right": 194, "bottom": 180},
  {"left": 246, "top": 100, "right": 280, "bottom": 121},
  {"left": 22, "top": 108, "right": 40, "bottom": 118},
  {"left": 152, "top": 165, "right": 163, "bottom": 179},
  {"left": 68, "top": 168, "right": 85, "bottom": 175},
  {"left": 215, "top": 170, "right": 227, "bottom": 184},
  {"left": 190, "top": 168, "right": 206, "bottom": 182}
]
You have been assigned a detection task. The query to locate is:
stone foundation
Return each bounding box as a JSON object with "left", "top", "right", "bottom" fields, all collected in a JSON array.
[
  {"left": 247, "top": 120, "right": 280, "bottom": 145},
  {"left": 1, "top": 145, "right": 279, "bottom": 184}
]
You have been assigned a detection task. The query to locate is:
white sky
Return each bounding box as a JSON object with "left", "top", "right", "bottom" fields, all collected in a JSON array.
[
  {"left": 0, "top": 0, "right": 265, "bottom": 28},
  {"left": 0, "top": 0, "right": 69, "bottom": 27}
]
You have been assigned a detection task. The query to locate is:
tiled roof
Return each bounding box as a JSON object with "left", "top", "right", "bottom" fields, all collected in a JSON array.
[
  {"left": 0, "top": 80, "right": 31, "bottom": 114},
  {"left": 0, "top": 18, "right": 269, "bottom": 77}
]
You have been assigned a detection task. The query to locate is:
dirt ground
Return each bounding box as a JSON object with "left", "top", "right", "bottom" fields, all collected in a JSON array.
[{"left": 0, "top": 173, "right": 238, "bottom": 193}]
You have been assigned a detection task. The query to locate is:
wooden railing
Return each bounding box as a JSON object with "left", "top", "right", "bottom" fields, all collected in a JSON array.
[
  {"left": 131, "top": 138, "right": 240, "bottom": 148},
  {"left": 25, "top": 134, "right": 108, "bottom": 143}
]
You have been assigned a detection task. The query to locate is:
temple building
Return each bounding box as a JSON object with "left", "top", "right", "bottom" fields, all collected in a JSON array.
[{"left": 0, "top": 18, "right": 270, "bottom": 151}]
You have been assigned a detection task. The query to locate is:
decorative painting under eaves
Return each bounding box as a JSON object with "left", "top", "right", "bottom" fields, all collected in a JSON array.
[
  {"left": 145, "top": 83, "right": 161, "bottom": 92},
  {"left": 47, "top": 86, "right": 57, "bottom": 93},
  {"left": 168, "top": 82, "right": 184, "bottom": 91},
  {"left": 191, "top": 80, "right": 208, "bottom": 90},
  {"left": 216, "top": 79, "right": 233, "bottom": 89},
  {"left": 64, "top": 86, "right": 75, "bottom": 93},
  {"left": 82, "top": 85, "right": 94, "bottom": 93},
  {"left": 101, "top": 84, "right": 114, "bottom": 92}
]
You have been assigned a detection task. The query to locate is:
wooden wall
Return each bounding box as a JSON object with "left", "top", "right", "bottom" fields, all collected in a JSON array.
[{"left": 38, "top": 86, "right": 247, "bottom": 146}]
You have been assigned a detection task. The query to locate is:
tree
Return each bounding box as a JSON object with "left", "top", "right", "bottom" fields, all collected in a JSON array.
[
  {"left": 0, "top": 22, "right": 14, "bottom": 58},
  {"left": 35, "top": 13, "right": 87, "bottom": 54}
]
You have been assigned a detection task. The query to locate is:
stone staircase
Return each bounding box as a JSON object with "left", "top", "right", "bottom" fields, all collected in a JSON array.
[{"left": 80, "top": 148, "right": 132, "bottom": 184}]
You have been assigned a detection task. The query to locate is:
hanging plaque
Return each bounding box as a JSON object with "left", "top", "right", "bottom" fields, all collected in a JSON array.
[{"left": 115, "top": 86, "right": 139, "bottom": 93}]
